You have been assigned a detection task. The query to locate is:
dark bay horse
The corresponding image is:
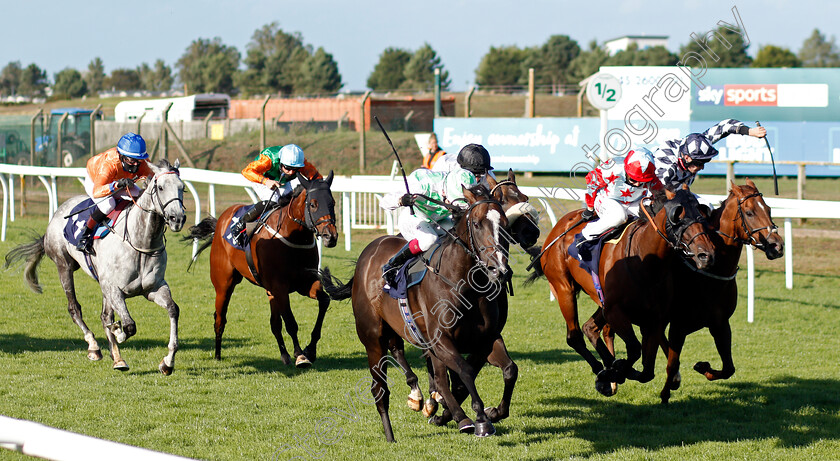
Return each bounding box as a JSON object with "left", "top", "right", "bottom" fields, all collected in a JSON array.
[
  {"left": 186, "top": 172, "right": 338, "bottom": 367},
  {"left": 389, "top": 170, "right": 541, "bottom": 425},
  {"left": 4, "top": 159, "right": 186, "bottom": 374},
  {"left": 527, "top": 187, "right": 716, "bottom": 395},
  {"left": 321, "top": 184, "right": 508, "bottom": 442}
]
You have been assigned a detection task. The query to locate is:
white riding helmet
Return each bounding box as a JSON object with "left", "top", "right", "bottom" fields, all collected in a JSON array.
[{"left": 279, "top": 144, "right": 305, "bottom": 168}]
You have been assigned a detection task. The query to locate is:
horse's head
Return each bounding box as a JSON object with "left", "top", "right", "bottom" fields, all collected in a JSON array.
[
  {"left": 486, "top": 169, "right": 540, "bottom": 249},
  {"left": 147, "top": 159, "right": 186, "bottom": 232},
  {"left": 657, "top": 186, "right": 715, "bottom": 270},
  {"left": 461, "top": 184, "right": 509, "bottom": 283},
  {"left": 297, "top": 171, "right": 338, "bottom": 248},
  {"left": 726, "top": 178, "right": 784, "bottom": 259}
]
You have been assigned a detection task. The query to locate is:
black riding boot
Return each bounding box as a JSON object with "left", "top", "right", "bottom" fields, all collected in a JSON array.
[
  {"left": 382, "top": 243, "right": 418, "bottom": 287},
  {"left": 231, "top": 200, "right": 273, "bottom": 246},
  {"left": 76, "top": 208, "right": 108, "bottom": 255}
]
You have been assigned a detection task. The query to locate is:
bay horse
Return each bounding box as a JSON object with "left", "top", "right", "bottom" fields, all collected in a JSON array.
[
  {"left": 320, "top": 184, "right": 508, "bottom": 442},
  {"left": 600, "top": 180, "right": 784, "bottom": 403},
  {"left": 386, "top": 170, "right": 541, "bottom": 426},
  {"left": 186, "top": 172, "right": 337, "bottom": 368},
  {"left": 4, "top": 159, "right": 186, "bottom": 374},
  {"left": 527, "top": 187, "right": 716, "bottom": 395}
]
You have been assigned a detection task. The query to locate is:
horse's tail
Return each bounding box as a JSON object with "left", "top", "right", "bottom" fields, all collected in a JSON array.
[
  {"left": 523, "top": 246, "right": 545, "bottom": 287},
  {"left": 4, "top": 234, "right": 46, "bottom": 294},
  {"left": 183, "top": 216, "right": 217, "bottom": 270},
  {"left": 318, "top": 266, "right": 354, "bottom": 301}
]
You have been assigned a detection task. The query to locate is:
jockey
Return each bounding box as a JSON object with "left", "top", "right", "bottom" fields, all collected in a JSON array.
[
  {"left": 579, "top": 148, "right": 661, "bottom": 243},
  {"left": 231, "top": 144, "right": 322, "bottom": 246},
  {"left": 379, "top": 164, "right": 478, "bottom": 287},
  {"left": 77, "top": 132, "right": 152, "bottom": 255},
  {"left": 653, "top": 119, "right": 766, "bottom": 190}
]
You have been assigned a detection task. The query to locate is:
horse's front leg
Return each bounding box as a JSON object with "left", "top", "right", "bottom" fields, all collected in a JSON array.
[
  {"left": 483, "top": 336, "right": 518, "bottom": 423},
  {"left": 302, "top": 288, "right": 329, "bottom": 363},
  {"left": 430, "top": 337, "right": 495, "bottom": 437},
  {"left": 582, "top": 308, "right": 615, "bottom": 368},
  {"left": 694, "top": 321, "right": 736, "bottom": 381},
  {"left": 146, "top": 282, "right": 180, "bottom": 376},
  {"left": 266, "top": 290, "right": 294, "bottom": 366},
  {"left": 661, "top": 328, "right": 687, "bottom": 404}
]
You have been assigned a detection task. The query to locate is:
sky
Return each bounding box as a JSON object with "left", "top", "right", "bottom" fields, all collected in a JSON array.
[{"left": 1, "top": 0, "right": 837, "bottom": 92}]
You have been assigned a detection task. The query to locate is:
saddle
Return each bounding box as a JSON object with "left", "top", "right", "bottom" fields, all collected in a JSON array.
[
  {"left": 567, "top": 218, "right": 636, "bottom": 306},
  {"left": 383, "top": 243, "right": 442, "bottom": 300},
  {"left": 63, "top": 199, "right": 132, "bottom": 247}
]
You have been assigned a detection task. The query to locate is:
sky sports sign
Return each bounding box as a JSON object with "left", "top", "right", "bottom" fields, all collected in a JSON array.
[{"left": 696, "top": 83, "right": 829, "bottom": 107}]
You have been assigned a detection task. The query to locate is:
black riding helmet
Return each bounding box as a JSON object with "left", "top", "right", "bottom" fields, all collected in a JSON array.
[{"left": 457, "top": 144, "right": 493, "bottom": 176}]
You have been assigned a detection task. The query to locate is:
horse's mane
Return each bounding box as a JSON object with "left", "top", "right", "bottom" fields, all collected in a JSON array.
[
  {"left": 451, "top": 183, "right": 492, "bottom": 222},
  {"left": 638, "top": 188, "right": 669, "bottom": 224}
]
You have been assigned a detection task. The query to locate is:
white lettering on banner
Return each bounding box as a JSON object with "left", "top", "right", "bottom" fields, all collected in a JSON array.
[
  {"left": 486, "top": 124, "right": 562, "bottom": 154},
  {"left": 493, "top": 155, "right": 541, "bottom": 165},
  {"left": 716, "top": 135, "right": 771, "bottom": 161},
  {"left": 441, "top": 127, "right": 483, "bottom": 147},
  {"left": 697, "top": 86, "right": 724, "bottom": 104},
  {"left": 564, "top": 125, "right": 580, "bottom": 146}
]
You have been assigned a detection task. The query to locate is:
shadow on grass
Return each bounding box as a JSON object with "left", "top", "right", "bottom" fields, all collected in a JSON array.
[
  {"left": 0, "top": 333, "right": 249, "bottom": 355},
  {"left": 509, "top": 377, "right": 840, "bottom": 453}
]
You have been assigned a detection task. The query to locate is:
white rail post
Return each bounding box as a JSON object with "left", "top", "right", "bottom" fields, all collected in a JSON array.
[
  {"left": 208, "top": 184, "right": 216, "bottom": 217},
  {"left": 182, "top": 180, "right": 201, "bottom": 258},
  {"left": 747, "top": 245, "right": 755, "bottom": 323},
  {"left": 8, "top": 174, "right": 14, "bottom": 222},
  {"left": 343, "top": 191, "right": 351, "bottom": 251},
  {"left": 0, "top": 173, "right": 7, "bottom": 241},
  {"left": 784, "top": 218, "right": 793, "bottom": 289}
]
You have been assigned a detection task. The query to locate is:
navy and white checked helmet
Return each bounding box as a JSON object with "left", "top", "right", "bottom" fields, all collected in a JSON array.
[{"left": 678, "top": 133, "right": 718, "bottom": 162}]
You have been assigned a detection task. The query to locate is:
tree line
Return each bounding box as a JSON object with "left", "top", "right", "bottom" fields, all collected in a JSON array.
[{"left": 1, "top": 25, "right": 838, "bottom": 100}]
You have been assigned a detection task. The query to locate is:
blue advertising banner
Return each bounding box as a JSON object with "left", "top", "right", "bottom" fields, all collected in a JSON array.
[{"left": 434, "top": 118, "right": 600, "bottom": 171}]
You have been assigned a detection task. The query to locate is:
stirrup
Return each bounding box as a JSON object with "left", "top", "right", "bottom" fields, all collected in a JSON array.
[{"left": 76, "top": 237, "right": 95, "bottom": 255}]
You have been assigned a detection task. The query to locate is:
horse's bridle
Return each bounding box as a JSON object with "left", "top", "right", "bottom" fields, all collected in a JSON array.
[
  {"left": 132, "top": 170, "right": 185, "bottom": 217},
  {"left": 641, "top": 198, "right": 710, "bottom": 258},
  {"left": 284, "top": 181, "right": 336, "bottom": 234},
  {"left": 716, "top": 191, "right": 779, "bottom": 252}
]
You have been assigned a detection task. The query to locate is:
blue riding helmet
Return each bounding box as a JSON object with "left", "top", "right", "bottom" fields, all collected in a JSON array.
[
  {"left": 279, "top": 144, "right": 305, "bottom": 168},
  {"left": 116, "top": 132, "right": 149, "bottom": 159}
]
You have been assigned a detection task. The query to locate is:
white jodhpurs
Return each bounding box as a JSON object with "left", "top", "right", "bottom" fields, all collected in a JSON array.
[
  {"left": 581, "top": 195, "right": 641, "bottom": 240},
  {"left": 83, "top": 174, "right": 140, "bottom": 214},
  {"left": 397, "top": 207, "right": 451, "bottom": 252},
  {"left": 253, "top": 181, "right": 294, "bottom": 202}
]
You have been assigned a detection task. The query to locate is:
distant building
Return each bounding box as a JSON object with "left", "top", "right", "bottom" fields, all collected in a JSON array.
[{"left": 604, "top": 35, "right": 669, "bottom": 56}]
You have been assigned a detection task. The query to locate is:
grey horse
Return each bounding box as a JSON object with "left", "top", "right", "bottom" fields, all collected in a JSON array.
[{"left": 4, "top": 159, "right": 186, "bottom": 374}]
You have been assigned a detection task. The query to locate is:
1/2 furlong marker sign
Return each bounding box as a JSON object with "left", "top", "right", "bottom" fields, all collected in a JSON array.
[{"left": 586, "top": 73, "right": 622, "bottom": 110}]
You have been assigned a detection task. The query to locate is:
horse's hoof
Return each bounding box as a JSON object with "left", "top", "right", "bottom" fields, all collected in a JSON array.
[
  {"left": 596, "top": 368, "right": 624, "bottom": 385},
  {"left": 431, "top": 391, "right": 444, "bottom": 403},
  {"left": 595, "top": 379, "right": 618, "bottom": 397},
  {"left": 159, "top": 360, "right": 174, "bottom": 376},
  {"left": 295, "top": 355, "right": 312, "bottom": 368},
  {"left": 422, "top": 399, "right": 438, "bottom": 418},
  {"left": 115, "top": 330, "right": 127, "bottom": 344},
  {"left": 457, "top": 418, "right": 475, "bottom": 434},
  {"left": 302, "top": 346, "right": 317, "bottom": 363},
  {"left": 484, "top": 407, "right": 508, "bottom": 423},
  {"left": 280, "top": 354, "right": 292, "bottom": 366},
  {"left": 87, "top": 349, "right": 102, "bottom": 361},
  {"left": 407, "top": 397, "right": 422, "bottom": 412},
  {"left": 694, "top": 361, "right": 711, "bottom": 375},
  {"left": 474, "top": 421, "right": 496, "bottom": 438},
  {"left": 113, "top": 360, "right": 129, "bottom": 371},
  {"left": 670, "top": 372, "right": 682, "bottom": 390},
  {"left": 428, "top": 415, "right": 449, "bottom": 427}
]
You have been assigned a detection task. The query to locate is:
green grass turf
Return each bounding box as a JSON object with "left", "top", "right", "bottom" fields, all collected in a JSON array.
[{"left": 0, "top": 208, "right": 838, "bottom": 460}]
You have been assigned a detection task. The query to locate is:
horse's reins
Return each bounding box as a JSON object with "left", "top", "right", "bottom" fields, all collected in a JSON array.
[
  {"left": 116, "top": 170, "right": 183, "bottom": 254},
  {"left": 715, "top": 191, "right": 778, "bottom": 252}
]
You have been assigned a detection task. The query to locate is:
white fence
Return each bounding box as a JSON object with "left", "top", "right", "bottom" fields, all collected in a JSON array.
[{"left": 1, "top": 164, "right": 840, "bottom": 322}]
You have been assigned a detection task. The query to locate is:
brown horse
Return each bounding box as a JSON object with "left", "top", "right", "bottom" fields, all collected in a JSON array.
[
  {"left": 527, "top": 187, "right": 716, "bottom": 395},
  {"left": 321, "top": 184, "right": 508, "bottom": 442},
  {"left": 606, "top": 180, "right": 782, "bottom": 402},
  {"left": 389, "top": 170, "right": 541, "bottom": 425},
  {"left": 186, "top": 173, "right": 338, "bottom": 367}
]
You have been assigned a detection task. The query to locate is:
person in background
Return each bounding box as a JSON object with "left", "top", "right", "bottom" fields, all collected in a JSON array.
[{"left": 422, "top": 133, "right": 447, "bottom": 169}]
